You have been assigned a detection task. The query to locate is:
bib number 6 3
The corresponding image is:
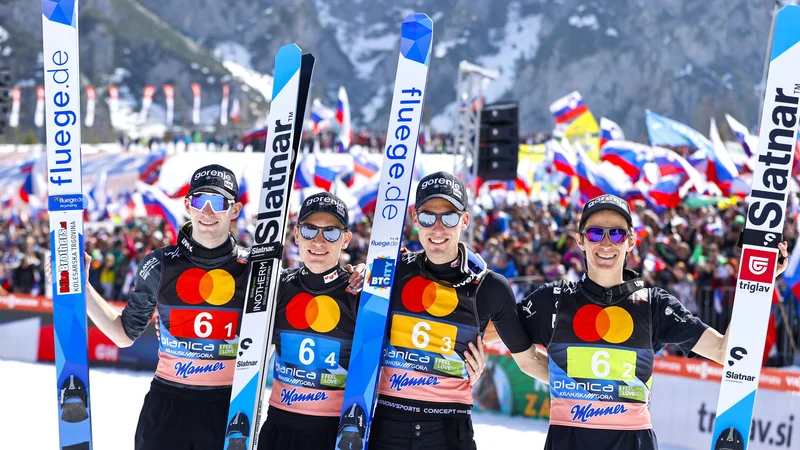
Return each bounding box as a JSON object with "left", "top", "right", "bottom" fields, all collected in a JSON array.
[{"left": 390, "top": 314, "right": 458, "bottom": 356}]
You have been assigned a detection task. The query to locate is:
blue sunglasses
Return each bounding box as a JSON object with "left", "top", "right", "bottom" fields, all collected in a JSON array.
[{"left": 189, "top": 193, "right": 232, "bottom": 213}]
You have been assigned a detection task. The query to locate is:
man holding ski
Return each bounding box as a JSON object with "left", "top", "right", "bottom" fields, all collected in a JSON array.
[
  {"left": 367, "top": 171, "right": 549, "bottom": 450},
  {"left": 516, "top": 193, "right": 790, "bottom": 450},
  {"left": 48, "top": 165, "right": 365, "bottom": 450},
  {"left": 257, "top": 191, "right": 487, "bottom": 450}
]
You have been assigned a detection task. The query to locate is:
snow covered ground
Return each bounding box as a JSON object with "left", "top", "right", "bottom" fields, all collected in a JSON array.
[{"left": 2, "top": 360, "right": 690, "bottom": 449}]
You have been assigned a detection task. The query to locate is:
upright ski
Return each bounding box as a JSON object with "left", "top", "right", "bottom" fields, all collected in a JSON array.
[
  {"left": 710, "top": 5, "right": 800, "bottom": 450},
  {"left": 336, "top": 14, "right": 433, "bottom": 450},
  {"left": 225, "top": 45, "right": 315, "bottom": 450},
  {"left": 42, "top": 1, "right": 93, "bottom": 449}
]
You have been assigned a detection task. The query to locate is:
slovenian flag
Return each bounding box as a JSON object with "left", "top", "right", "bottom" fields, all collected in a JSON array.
[
  {"left": 548, "top": 140, "right": 577, "bottom": 177},
  {"left": 353, "top": 153, "right": 380, "bottom": 178},
  {"left": 314, "top": 162, "right": 339, "bottom": 191},
  {"left": 600, "top": 141, "right": 652, "bottom": 182},
  {"left": 336, "top": 86, "right": 352, "bottom": 152},
  {"left": 139, "top": 148, "right": 167, "bottom": 185},
  {"left": 294, "top": 154, "right": 315, "bottom": 189},
  {"left": 549, "top": 91, "right": 589, "bottom": 125},
  {"left": 310, "top": 99, "right": 335, "bottom": 134},
  {"left": 139, "top": 183, "right": 183, "bottom": 244},
  {"left": 356, "top": 181, "right": 379, "bottom": 215},
  {"left": 599, "top": 117, "right": 625, "bottom": 150}
]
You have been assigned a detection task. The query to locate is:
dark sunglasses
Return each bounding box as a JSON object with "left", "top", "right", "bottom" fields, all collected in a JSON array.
[
  {"left": 189, "top": 193, "right": 232, "bottom": 213},
  {"left": 582, "top": 227, "right": 630, "bottom": 244},
  {"left": 298, "top": 224, "right": 346, "bottom": 242},
  {"left": 417, "top": 211, "right": 463, "bottom": 228}
]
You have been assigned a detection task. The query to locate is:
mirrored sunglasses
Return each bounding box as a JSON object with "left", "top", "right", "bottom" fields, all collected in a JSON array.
[
  {"left": 582, "top": 227, "right": 629, "bottom": 244},
  {"left": 417, "top": 211, "right": 462, "bottom": 228},
  {"left": 299, "top": 224, "right": 346, "bottom": 242}
]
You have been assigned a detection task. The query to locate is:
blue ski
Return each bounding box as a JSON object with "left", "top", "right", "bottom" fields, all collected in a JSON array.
[
  {"left": 42, "top": 1, "right": 93, "bottom": 449},
  {"left": 336, "top": 13, "right": 434, "bottom": 450}
]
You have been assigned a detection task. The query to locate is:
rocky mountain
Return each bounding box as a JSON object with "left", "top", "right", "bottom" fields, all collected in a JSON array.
[{"left": 0, "top": 0, "right": 788, "bottom": 142}]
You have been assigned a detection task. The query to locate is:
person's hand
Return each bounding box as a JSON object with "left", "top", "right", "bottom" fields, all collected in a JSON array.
[
  {"left": 45, "top": 253, "right": 92, "bottom": 284},
  {"left": 344, "top": 263, "right": 366, "bottom": 292},
  {"left": 775, "top": 241, "right": 790, "bottom": 278},
  {"left": 465, "top": 336, "right": 486, "bottom": 386}
]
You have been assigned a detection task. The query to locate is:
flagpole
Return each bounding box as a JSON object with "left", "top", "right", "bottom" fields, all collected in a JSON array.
[{"left": 757, "top": 0, "right": 781, "bottom": 133}]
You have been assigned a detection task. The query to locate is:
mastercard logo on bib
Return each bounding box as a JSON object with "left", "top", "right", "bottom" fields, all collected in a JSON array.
[
  {"left": 401, "top": 276, "right": 458, "bottom": 317},
  {"left": 286, "top": 293, "right": 341, "bottom": 333},
  {"left": 176, "top": 268, "right": 236, "bottom": 306},
  {"left": 573, "top": 304, "right": 634, "bottom": 344}
]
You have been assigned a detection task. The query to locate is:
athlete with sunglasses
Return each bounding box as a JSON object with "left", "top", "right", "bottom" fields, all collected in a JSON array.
[
  {"left": 516, "top": 194, "right": 790, "bottom": 450},
  {"left": 366, "top": 172, "right": 549, "bottom": 450},
  {"left": 46, "top": 164, "right": 366, "bottom": 450},
  {"left": 257, "top": 191, "right": 486, "bottom": 450}
]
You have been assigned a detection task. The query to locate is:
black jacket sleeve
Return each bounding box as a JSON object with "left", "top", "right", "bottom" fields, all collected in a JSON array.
[
  {"left": 477, "top": 271, "right": 532, "bottom": 354},
  {"left": 120, "top": 249, "right": 163, "bottom": 341},
  {"left": 651, "top": 287, "right": 709, "bottom": 355},
  {"left": 517, "top": 281, "right": 562, "bottom": 346}
]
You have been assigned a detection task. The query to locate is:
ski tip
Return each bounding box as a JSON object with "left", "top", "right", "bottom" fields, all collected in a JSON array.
[
  {"left": 772, "top": 5, "right": 800, "bottom": 61},
  {"left": 42, "top": 0, "right": 77, "bottom": 27},
  {"left": 272, "top": 44, "right": 303, "bottom": 100},
  {"left": 302, "top": 53, "right": 316, "bottom": 65},
  {"left": 400, "top": 13, "right": 433, "bottom": 66}
]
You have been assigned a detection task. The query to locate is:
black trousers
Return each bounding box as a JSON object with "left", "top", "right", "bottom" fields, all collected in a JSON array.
[
  {"left": 368, "top": 416, "right": 476, "bottom": 450},
  {"left": 134, "top": 379, "right": 231, "bottom": 450},
  {"left": 257, "top": 406, "right": 339, "bottom": 450}
]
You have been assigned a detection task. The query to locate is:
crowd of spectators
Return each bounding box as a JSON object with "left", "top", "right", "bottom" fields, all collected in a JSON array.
[{"left": 3, "top": 198, "right": 799, "bottom": 367}]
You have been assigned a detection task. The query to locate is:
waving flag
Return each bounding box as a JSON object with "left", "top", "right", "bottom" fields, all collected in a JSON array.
[
  {"left": 353, "top": 153, "right": 380, "bottom": 178},
  {"left": 237, "top": 174, "right": 249, "bottom": 206},
  {"left": 548, "top": 140, "right": 577, "bottom": 176},
  {"left": 220, "top": 84, "right": 230, "bottom": 126},
  {"left": 139, "top": 149, "right": 167, "bottom": 185},
  {"left": 646, "top": 111, "right": 736, "bottom": 193},
  {"left": 314, "top": 162, "right": 339, "bottom": 191},
  {"left": 139, "top": 183, "right": 184, "bottom": 244},
  {"left": 782, "top": 238, "right": 800, "bottom": 299},
  {"left": 339, "top": 169, "right": 356, "bottom": 188},
  {"left": 572, "top": 140, "right": 606, "bottom": 198},
  {"left": 600, "top": 141, "right": 652, "bottom": 181},
  {"left": 294, "top": 153, "right": 315, "bottom": 189},
  {"left": 310, "top": 99, "right": 335, "bottom": 134},
  {"left": 650, "top": 146, "right": 707, "bottom": 191},
  {"left": 337, "top": 86, "right": 352, "bottom": 152},
  {"left": 647, "top": 174, "right": 685, "bottom": 208},
  {"left": 708, "top": 117, "right": 740, "bottom": 195},
  {"left": 356, "top": 181, "right": 379, "bottom": 215},
  {"left": 550, "top": 91, "right": 588, "bottom": 125},
  {"left": 86, "top": 171, "right": 109, "bottom": 221},
  {"left": 599, "top": 117, "right": 625, "bottom": 150},
  {"left": 724, "top": 113, "right": 755, "bottom": 157}
]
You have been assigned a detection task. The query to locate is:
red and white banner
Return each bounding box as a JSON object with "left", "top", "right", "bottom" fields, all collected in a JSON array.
[
  {"left": 8, "top": 88, "right": 20, "bottom": 128},
  {"left": 220, "top": 83, "right": 229, "bottom": 126},
  {"left": 85, "top": 86, "right": 96, "bottom": 128},
  {"left": 162, "top": 84, "right": 174, "bottom": 127},
  {"left": 139, "top": 85, "right": 156, "bottom": 123},
  {"left": 191, "top": 82, "right": 201, "bottom": 125},
  {"left": 34, "top": 86, "right": 45, "bottom": 128},
  {"left": 108, "top": 85, "right": 119, "bottom": 129}
]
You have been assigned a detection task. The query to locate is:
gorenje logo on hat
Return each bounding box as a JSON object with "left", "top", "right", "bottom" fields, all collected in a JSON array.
[
  {"left": 587, "top": 194, "right": 627, "bottom": 211},
  {"left": 194, "top": 169, "right": 233, "bottom": 182},
  {"left": 420, "top": 176, "right": 462, "bottom": 200}
]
